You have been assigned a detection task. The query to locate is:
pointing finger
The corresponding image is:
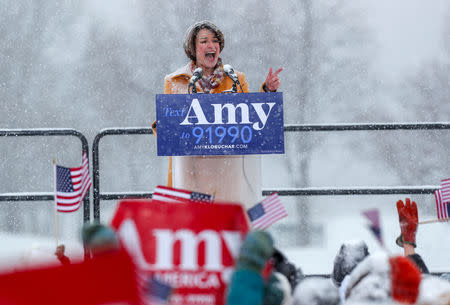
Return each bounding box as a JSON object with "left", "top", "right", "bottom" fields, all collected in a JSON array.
[{"left": 274, "top": 67, "right": 283, "bottom": 75}]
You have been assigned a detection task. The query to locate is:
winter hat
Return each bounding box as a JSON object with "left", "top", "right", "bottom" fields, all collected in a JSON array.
[
  {"left": 292, "top": 277, "right": 340, "bottom": 305},
  {"left": 82, "top": 223, "right": 120, "bottom": 250},
  {"left": 389, "top": 256, "right": 421, "bottom": 304},
  {"left": 332, "top": 240, "right": 369, "bottom": 287},
  {"left": 183, "top": 20, "right": 225, "bottom": 62}
]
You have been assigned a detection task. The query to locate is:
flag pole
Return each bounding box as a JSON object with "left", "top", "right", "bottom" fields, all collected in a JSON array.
[
  {"left": 419, "top": 218, "right": 449, "bottom": 224},
  {"left": 53, "top": 158, "right": 58, "bottom": 247},
  {"left": 167, "top": 156, "right": 172, "bottom": 187}
]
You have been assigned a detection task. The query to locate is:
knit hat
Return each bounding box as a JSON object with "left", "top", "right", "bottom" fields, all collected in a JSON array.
[
  {"left": 332, "top": 240, "right": 369, "bottom": 287},
  {"left": 183, "top": 20, "right": 225, "bottom": 62},
  {"left": 389, "top": 256, "right": 421, "bottom": 304}
]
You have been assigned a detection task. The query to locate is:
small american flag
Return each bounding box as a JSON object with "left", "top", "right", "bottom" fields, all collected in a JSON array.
[
  {"left": 435, "top": 189, "right": 449, "bottom": 221},
  {"left": 441, "top": 178, "right": 450, "bottom": 203},
  {"left": 146, "top": 277, "right": 172, "bottom": 305},
  {"left": 247, "top": 193, "right": 287, "bottom": 230},
  {"left": 152, "top": 185, "right": 214, "bottom": 204},
  {"left": 54, "top": 152, "right": 91, "bottom": 213}
]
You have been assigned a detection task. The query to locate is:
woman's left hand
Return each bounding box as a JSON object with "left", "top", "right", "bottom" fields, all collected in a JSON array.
[{"left": 265, "top": 67, "right": 283, "bottom": 91}]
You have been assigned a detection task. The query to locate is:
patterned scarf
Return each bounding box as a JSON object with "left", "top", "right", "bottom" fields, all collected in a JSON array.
[{"left": 192, "top": 59, "right": 224, "bottom": 93}]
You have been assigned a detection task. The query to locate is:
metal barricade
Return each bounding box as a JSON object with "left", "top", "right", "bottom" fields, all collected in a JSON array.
[
  {"left": 92, "top": 122, "right": 450, "bottom": 221},
  {"left": 92, "top": 127, "right": 154, "bottom": 221},
  {"left": 0, "top": 128, "right": 91, "bottom": 223}
]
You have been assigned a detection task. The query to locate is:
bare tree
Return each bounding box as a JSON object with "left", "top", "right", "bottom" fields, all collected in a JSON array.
[
  {"left": 372, "top": 24, "right": 450, "bottom": 186},
  {"left": 0, "top": 2, "right": 61, "bottom": 233},
  {"left": 273, "top": 0, "right": 376, "bottom": 245}
]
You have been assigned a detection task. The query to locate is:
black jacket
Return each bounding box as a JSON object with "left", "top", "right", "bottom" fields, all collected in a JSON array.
[{"left": 407, "top": 253, "right": 429, "bottom": 274}]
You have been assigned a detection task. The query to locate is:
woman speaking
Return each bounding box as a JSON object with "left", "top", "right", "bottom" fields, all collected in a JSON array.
[{"left": 162, "top": 20, "right": 282, "bottom": 209}]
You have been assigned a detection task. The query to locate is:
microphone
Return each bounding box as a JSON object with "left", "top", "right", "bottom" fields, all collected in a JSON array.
[
  {"left": 188, "top": 67, "right": 203, "bottom": 93},
  {"left": 223, "top": 64, "right": 243, "bottom": 93},
  {"left": 223, "top": 64, "right": 239, "bottom": 83}
]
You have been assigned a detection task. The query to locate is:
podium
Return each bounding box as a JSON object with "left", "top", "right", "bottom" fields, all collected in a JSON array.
[{"left": 156, "top": 92, "right": 284, "bottom": 208}]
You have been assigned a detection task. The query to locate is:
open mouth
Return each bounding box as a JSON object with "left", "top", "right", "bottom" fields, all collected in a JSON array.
[{"left": 205, "top": 52, "right": 216, "bottom": 60}]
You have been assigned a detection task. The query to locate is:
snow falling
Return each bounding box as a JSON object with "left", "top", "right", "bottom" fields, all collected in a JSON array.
[{"left": 0, "top": 0, "right": 449, "bottom": 277}]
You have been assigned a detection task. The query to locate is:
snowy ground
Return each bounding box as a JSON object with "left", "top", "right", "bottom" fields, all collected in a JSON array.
[
  {"left": 282, "top": 211, "right": 450, "bottom": 274},
  {"left": 0, "top": 232, "right": 84, "bottom": 272},
  {"left": 2, "top": 203, "right": 448, "bottom": 276}
]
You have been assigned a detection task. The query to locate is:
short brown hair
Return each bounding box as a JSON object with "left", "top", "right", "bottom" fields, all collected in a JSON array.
[{"left": 183, "top": 20, "right": 225, "bottom": 62}]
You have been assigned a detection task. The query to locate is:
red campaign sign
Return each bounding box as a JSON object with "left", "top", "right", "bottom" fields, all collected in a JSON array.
[
  {"left": 0, "top": 251, "right": 139, "bottom": 305},
  {"left": 111, "top": 200, "right": 250, "bottom": 305}
]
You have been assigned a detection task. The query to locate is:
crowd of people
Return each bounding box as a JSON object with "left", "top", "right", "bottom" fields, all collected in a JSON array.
[
  {"left": 225, "top": 198, "right": 450, "bottom": 305},
  {"left": 46, "top": 197, "right": 449, "bottom": 305}
]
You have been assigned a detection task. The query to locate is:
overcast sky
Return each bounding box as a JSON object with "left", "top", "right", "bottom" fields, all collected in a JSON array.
[
  {"left": 85, "top": 0, "right": 449, "bottom": 81},
  {"left": 363, "top": 0, "right": 449, "bottom": 79}
]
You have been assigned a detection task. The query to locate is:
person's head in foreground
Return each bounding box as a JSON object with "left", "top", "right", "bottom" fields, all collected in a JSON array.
[{"left": 81, "top": 223, "right": 120, "bottom": 256}]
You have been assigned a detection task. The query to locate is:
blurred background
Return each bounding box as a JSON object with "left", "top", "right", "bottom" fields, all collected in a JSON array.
[{"left": 0, "top": 0, "right": 449, "bottom": 273}]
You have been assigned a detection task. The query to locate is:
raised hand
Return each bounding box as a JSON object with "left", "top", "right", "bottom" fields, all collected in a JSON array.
[
  {"left": 265, "top": 67, "right": 283, "bottom": 91},
  {"left": 396, "top": 198, "right": 418, "bottom": 247}
]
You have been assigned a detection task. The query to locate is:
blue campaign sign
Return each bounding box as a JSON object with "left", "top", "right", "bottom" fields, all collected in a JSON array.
[{"left": 156, "top": 92, "right": 284, "bottom": 156}]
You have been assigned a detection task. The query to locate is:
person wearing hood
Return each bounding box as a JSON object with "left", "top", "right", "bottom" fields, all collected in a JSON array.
[
  {"left": 157, "top": 20, "right": 283, "bottom": 209},
  {"left": 226, "top": 231, "right": 291, "bottom": 305},
  {"left": 81, "top": 223, "right": 121, "bottom": 257}
]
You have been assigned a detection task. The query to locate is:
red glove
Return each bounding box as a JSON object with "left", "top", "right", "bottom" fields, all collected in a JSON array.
[{"left": 396, "top": 198, "right": 418, "bottom": 247}]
